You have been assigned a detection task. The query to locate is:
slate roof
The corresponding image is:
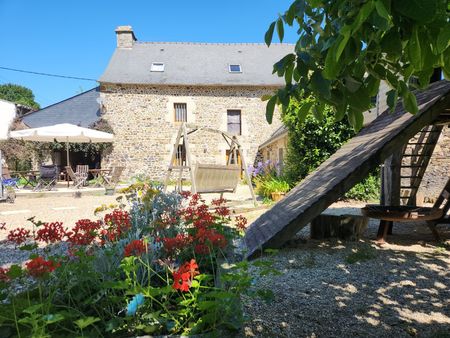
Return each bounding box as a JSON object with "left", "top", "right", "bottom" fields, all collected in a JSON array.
[
  {"left": 259, "top": 125, "right": 288, "bottom": 149},
  {"left": 99, "top": 42, "right": 294, "bottom": 86},
  {"left": 22, "top": 87, "right": 101, "bottom": 128},
  {"left": 244, "top": 80, "right": 450, "bottom": 258}
]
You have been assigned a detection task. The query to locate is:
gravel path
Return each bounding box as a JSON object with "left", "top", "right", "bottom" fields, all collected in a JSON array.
[
  {"left": 239, "top": 202, "right": 450, "bottom": 338},
  {"left": 0, "top": 193, "right": 119, "bottom": 266}
]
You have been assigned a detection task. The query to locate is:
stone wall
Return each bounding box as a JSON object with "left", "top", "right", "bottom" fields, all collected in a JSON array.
[
  {"left": 259, "top": 134, "right": 288, "bottom": 171},
  {"left": 100, "top": 84, "right": 281, "bottom": 180},
  {"left": 418, "top": 125, "right": 450, "bottom": 202}
]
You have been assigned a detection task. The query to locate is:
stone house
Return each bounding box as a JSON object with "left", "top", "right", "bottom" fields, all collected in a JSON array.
[
  {"left": 98, "top": 26, "right": 292, "bottom": 179},
  {"left": 258, "top": 125, "right": 288, "bottom": 169}
]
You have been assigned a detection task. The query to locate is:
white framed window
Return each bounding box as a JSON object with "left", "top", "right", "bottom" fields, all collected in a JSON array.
[
  {"left": 151, "top": 62, "right": 165, "bottom": 72},
  {"left": 229, "top": 64, "right": 242, "bottom": 73},
  {"left": 174, "top": 103, "right": 187, "bottom": 122}
]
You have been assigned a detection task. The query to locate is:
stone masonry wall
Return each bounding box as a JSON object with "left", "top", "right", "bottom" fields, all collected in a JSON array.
[
  {"left": 417, "top": 125, "right": 450, "bottom": 202},
  {"left": 100, "top": 84, "right": 282, "bottom": 180}
]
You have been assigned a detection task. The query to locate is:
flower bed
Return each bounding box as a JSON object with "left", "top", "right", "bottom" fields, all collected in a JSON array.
[{"left": 0, "top": 186, "right": 263, "bottom": 337}]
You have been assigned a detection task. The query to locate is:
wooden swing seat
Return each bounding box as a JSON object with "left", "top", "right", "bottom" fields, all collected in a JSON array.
[{"left": 194, "top": 164, "right": 240, "bottom": 194}]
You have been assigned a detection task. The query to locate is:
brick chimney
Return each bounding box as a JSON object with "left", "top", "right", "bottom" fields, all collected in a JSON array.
[{"left": 115, "top": 26, "right": 136, "bottom": 48}]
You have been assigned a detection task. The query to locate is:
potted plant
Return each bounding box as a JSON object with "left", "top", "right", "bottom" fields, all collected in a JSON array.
[
  {"left": 266, "top": 179, "right": 290, "bottom": 201},
  {"left": 104, "top": 184, "right": 115, "bottom": 196},
  {"left": 255, "top": 176, "right": 290, "bottom": 202}
]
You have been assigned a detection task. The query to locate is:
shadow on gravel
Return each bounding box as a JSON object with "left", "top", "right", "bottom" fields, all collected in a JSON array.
[{"left": 240, "top": 212, "right": 450, "bottom": 338}]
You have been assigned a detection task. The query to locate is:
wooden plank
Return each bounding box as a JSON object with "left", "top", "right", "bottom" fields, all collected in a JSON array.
[{"left": 244, "top": 80, "right": 450, "bottom": 258}]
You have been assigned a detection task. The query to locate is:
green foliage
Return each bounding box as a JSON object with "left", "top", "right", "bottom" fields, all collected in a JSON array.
[
  {"left": 283, "top": 97, "right": 380, "bottom": 201},
  {"left": 0, "top": 83, "right": 40, "bottom": 110},
  {"left": 264, "top": 0, "right": 450, "bottom": 130},
  {"left": 254, "top": 175, "right": 290, "bottom": 199},
  {"left": 49, "top": 119, "right": 114, "bottom": 157},
  {"left": 283, "top": 97, "right": 355, "bottom": 185},
  {"left": 344, "top": 173, "right": 380, "bottom": 201}
]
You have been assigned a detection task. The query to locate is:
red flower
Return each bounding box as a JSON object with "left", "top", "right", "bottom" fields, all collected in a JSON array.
[
  {"left": 35, "top": 222, "right": 65, "bottom": 244},
  {"left": 7, "top": 228, "right": 31, "bottom": 245},
  {"left": 104, "top": 210, "right": 131, "bottom": 241},
  {"left": 0, "top": 267, "right": 10, "bottom": 282},
  {"left": 124, "top": 239, "right": 147, "bottom": 257},
  {"left": 211, "top": 197, "right": 227, "bottom": 206},
  {"left": 162, "top": 234, "right": 193, "bottom": 255},
  {"left": 189, "top": 194, "right": 201, "bottom": 206},
  {"left": 215, "top": 206, "right": 230, "bottom": 217},
  {"left": 235, "top": 215, "right": 248, "bottom": 230},
  {"left": 65, "top": 219, "right": 102, "bottom": 246},
  {"left": 194, "top": 227, "right": 227, "bottom": 254},
  {"left": 172, "top": 259, "right": 199, "bottom": 292},
  {"left": 26, "top": 257, "right": 60, "bottom": 278},
  {"left": 179, "top": 191, "right": 191, "bottom": 199}
]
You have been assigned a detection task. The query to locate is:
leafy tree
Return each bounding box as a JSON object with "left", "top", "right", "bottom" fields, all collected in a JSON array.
[
  {"left": 283, "top": 97, "right": 380, "bottom": 200},
  {"left": 264, "top": 0, "right": 449, "bottom": 130},
  {"left": 283, "top": 97, "right": 355, "bottom": 183},
  {"left": 0, "top": 83, "right": 40, "bottom": 111}
]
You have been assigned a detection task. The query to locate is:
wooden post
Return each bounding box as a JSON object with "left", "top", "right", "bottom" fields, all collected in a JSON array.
[
  {"left": 163, "top": 124, "right": 184, "bottom": 192},
  {"left": 237, "top": 143, "right": 257, "bottom": 206},
  {"left": 381, "top": 148, "right": 404, "bottom": 206},
  {"left": 380, "top": 147, "right": 404, "bottom": 237},
  {"left": 183, "top": 123, "right": 196, "bottom": 193}
]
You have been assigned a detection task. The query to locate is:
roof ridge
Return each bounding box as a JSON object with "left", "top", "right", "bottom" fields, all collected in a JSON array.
[
  {"left": 135, "top": 41, "right": 294, "bottom": 46},
  {"left": 21, "top": 86, "right": 99, "bottom": 118}
]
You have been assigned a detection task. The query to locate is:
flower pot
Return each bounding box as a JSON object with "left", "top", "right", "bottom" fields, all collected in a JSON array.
[
  {"left": 271, "top": 192, "right": 286, "bottom": 202},
  {"left": 105, "top": 187, "right": 115, "bottom": 196}
]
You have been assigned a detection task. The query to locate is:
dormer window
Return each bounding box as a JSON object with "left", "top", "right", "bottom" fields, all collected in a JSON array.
[
  {"left": 151, "top": 62, "right": 165, "bottom": 72},
  {"left": 229, "top": 64, "right": 242, "bottom": 73}
]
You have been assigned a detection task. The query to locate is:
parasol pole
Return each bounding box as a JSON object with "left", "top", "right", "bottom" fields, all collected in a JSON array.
[{"left": 66, "top": 137, "right": 70, "bottom": 167}]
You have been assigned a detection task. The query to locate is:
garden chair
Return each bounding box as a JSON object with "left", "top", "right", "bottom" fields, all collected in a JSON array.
[
  {"left": 33, "top": 165, "right": 59, "bottom": 191},
  {"left": 76, "top": 165, "right": 89, "bottom": 186},
  {"left": 65, "top": 166, "right": 87, "bottom": 189},
  {"left": 103, "top": 166, "right": 124, "bottom": 187}
]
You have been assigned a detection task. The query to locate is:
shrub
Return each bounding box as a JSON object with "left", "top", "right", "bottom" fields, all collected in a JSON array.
[
  {"left": 344, "top": 173, "right": 380, "bottom": 202},
  {"left": 283, "top": 97, "right": 380, "bottom": 202}
]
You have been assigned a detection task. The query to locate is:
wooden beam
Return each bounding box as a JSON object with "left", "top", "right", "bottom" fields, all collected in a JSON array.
[{"left": 381, "top": 148, "right": 404, "bottom": 206}]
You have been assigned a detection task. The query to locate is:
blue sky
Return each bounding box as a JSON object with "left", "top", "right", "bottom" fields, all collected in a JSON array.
[{"left": 0, "top": 0, "right": 296, "bottom": 108}]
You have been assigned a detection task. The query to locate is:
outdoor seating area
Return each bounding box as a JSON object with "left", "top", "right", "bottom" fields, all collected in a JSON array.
[{"left": 4, "top": 165, "right": 125, "bottom": 193}]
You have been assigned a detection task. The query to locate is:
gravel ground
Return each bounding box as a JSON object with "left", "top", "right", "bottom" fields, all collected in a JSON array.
[
  {"left": 1, "top": 195, "right": 449, "bottom": 337},
  {"left": 239, "top": 202, "right": 450, "bottom": 338},
  {"left": 0, "top": 193, "right": 119, "bottom": 266}
]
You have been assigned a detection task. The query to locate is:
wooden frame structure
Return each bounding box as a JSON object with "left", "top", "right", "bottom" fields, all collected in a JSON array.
[
  {"left": 163, "top": 123, "right": 257, "bottom": 205},
  {"left": 244, "top": 80, "right": 450, "bottom": 258}
]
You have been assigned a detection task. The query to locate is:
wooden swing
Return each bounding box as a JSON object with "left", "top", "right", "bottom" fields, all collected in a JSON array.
[{"left": 163, "top": 123, "right": 257, "bottom": 205}]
